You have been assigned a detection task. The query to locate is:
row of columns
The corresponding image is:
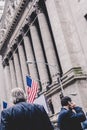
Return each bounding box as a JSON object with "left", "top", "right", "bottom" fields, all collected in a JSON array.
[
  {"left": 45, "top": 0, "right": 73, "bottom": 73},
  {"left": 2, "top": 1, "right": 63, "bottom": 102},
  {"left": 30, "top": 25, "right": 50, "bottom": 89},
  {"left": 0, "top": 56, "right": 7, "bottom": 109}
]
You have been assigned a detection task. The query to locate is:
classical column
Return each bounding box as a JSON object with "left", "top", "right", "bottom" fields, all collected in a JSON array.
[
  {"left": 30, "top": 23, "right": 50, "bottom": 90},
  {"left": 13, "top": 51, "right": 24, "bottom": 89},
  {"left": 3, "top": 59, "right": 12, "bottom": 104},
  {"left": 0, "top": 56, "right": 7, "bottom": 110},
  {"left": 23, "top": 29, "right": 41, "bottom": 90},
  {"left": 45, "top": 0, "right": 72, "bottom": 73},
  {"left": 17, "top": 42, "right": 28, "bottom": 90},
  {"left": 37, "top": 10, "right": 60, "bottom": 83},
  {"left": 9, "top": 58, "right": 17, "bottom": 88}
]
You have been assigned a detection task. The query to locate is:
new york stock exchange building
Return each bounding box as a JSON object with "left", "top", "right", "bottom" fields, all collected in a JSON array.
[{"left": 0, "top": 0, "right": 87, "bottom": 127}]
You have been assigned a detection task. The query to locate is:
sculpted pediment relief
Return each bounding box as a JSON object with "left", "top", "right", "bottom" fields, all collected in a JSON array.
[
  {"left": 4, "top": 0, "right": 21, "bottom": 28},
  {"left": 0, "top": 0, "right": 21, "bottom": 44}
]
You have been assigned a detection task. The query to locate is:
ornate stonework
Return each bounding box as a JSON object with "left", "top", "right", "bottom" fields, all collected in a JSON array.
[{"left": 0, "top": 0, "right": 21, "bottom": 45}]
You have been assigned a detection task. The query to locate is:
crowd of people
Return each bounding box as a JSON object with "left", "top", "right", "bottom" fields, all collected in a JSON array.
[{"left": 0, "top": 87, "right": 87, "bottom": 130}]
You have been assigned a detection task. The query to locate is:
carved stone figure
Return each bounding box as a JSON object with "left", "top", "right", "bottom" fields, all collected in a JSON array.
[
  {"left": 0, "top": 29, "right": 6, "bottom": 42},
  {"left": 0, "top": 0, "right": 21, "bottom": 43},
  {"left": 13, "top": 0, "right": 20, "bottom": 9}
]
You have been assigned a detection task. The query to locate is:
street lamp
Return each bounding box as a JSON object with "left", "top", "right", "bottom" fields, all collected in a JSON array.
[{"left": 27, "top": 60, "right": 65, "bottom": 96}]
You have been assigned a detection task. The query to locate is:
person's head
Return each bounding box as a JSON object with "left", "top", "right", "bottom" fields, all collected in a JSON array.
[
  {"left": 11, "top": 88, "right": 27, "bottom": 104},
  {"left": 61, "top": 96, "right": 72, "bottom": 107}
]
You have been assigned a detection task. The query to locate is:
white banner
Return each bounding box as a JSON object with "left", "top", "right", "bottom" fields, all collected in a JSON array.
[{"left": 34, "top": 94, "right": 49, "bottom": 113}]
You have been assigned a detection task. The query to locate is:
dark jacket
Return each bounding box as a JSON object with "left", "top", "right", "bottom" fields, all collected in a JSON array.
[
  {"left": 58, "top": 106, "right": 86, "bottom": 130},
  {"left": 1, "top": 102, "right": 54, "bottom": 130},
  {"left": 82, "top": 118, "right": 87, "bottom": 130}
]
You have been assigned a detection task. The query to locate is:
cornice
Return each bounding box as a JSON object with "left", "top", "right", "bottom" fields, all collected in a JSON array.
[
  {"left": 1, "top": 0, "right": 43, "bottom": 60},
  {"left": 45, "top": 67, "right": 87, "bottom": 97},
  {"left": 0, "top": 0, "right": 31, "bottom": 55}
]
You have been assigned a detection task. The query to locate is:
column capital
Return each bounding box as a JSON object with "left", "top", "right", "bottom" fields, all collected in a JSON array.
[
  {"left": 11, "top": 43, "right": 18, "bottom": 52},
  {"left": 23, "top": 24, "right": 29, "bottom": 34},
  {"left": 34, "top": 0, "right": 46, "bottom": 14},
  {"left": 20, "top": 29, "right": 25, "bottom": 37},
  {"left": 17, "top": 34, "right": 23, "bottom": 43},
  {"left": 34, "top": 2, "right": 43, "bottom": 15},
  {"left": 7, "top": 51, "right": 13, "bottom": 60},
  {"left": 13, "top": 35, "right": 23, "bottom": 46},
  {"left": 28, "top": 12, "right": 37, "bottom": 25},
  {"left": 3, "top": 58, "right": 9, "bottom": 67}
]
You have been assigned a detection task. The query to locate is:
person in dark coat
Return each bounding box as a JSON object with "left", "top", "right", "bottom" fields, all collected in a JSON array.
[
  {"left": 82, "top": 112, "right": 87, "bottom": 130},
  {"left": 57, "top": 96, "right": 86, "bottom": 130},
  {"left": 82, "top": 119, "right": 87, "bottom": 130},
  {"left": 1, "top": 88, "right": 54, "bottom": 130}
]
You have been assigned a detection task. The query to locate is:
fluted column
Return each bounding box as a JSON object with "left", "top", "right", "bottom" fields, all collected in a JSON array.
[
  {"left": 0, "top": 56, "right": 7, "bottom": 110},
  {"left": 13, "top": 51, "right": 24, "bottom": 89},
  {"left": 23, "top": 33, "right": 41, "bottom": 90},
  {"left": 30, "top": 24, "right": 50, "bottom": 90},
  {"left": 9, "top": 59, "right": 17, "bottom": 88},
  {"left": 45, "top": 0, "right": 72, "bottom": 73},
  {"left": 3, "top": 60, "right": 12, "bottom": 104},
  {"left": 37, "top": 11, "right": 60, "bottom": 83},
  {"left": 18, "top": 43, "right": 28, "bottom": 90}
]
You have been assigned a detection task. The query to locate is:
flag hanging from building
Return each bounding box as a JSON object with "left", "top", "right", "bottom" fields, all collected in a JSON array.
[
  {"left": 26, "top": 76, "right": 38, "bottom": 103},
  {"left": 3, "top": 101, "right": 7, "bottom": 109}
]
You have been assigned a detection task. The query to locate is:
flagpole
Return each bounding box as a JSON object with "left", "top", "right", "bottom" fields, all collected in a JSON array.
[{"left": 27, "top": 60, "right": 65, "bottom": 96}]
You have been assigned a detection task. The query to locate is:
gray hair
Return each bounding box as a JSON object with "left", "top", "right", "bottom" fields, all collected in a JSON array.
[{"left": 11, "top": 88, "right": 27, "bottom": 104}]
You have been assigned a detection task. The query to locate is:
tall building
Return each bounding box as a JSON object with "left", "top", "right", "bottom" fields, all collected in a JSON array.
[{"left": 0, "top": 0, "right": 87, "bottom": 125}]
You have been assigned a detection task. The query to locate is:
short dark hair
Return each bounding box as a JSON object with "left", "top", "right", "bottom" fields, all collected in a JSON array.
[{"left": 61, "top": 96, "right": 72, "bottom": 106}]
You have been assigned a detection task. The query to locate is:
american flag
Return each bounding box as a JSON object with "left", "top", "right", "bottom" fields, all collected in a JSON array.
[
  {"left": 26, "top": 76, "right": 38, "bottom": 103},
  {"left": 3, "top": 101, "right": 7, "bottom": 109}
]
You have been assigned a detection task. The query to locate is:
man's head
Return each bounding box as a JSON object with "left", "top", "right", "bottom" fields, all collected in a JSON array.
[
  {"left": 61, "top": 96, "right": 72, "bottom": 107},
  {"left": 11, "top": 88, "right": 27, "bottom": 104}
]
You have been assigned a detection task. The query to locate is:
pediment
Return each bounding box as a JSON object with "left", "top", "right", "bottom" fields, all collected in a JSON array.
[{"left": 0, "top": 0, "right": 21, "bottom": 47}]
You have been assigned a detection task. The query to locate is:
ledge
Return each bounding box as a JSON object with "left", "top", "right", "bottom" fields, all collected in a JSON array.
[{"left": 45, "top": 68, "right": 87, "bottom": 97}]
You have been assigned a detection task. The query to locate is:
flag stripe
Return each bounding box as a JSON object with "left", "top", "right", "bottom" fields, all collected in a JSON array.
[
  {"left": 29, "top": 80, "right": 38, "bottom": 103},
  {"left": 26, "top": 76, "right": 38, "bottom": 103}
]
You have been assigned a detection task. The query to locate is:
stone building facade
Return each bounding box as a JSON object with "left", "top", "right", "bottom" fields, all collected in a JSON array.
[{"left": 0, "top": 0, "right": 87, "bottom": 125}]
